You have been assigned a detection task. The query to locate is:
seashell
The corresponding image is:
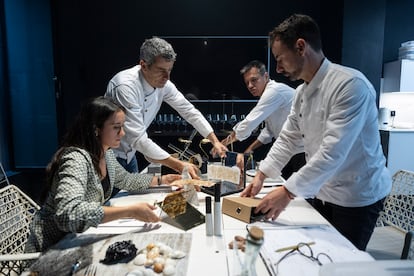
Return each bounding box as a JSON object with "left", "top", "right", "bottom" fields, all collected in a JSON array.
[
  {"left": 133, "top": 254, "right": 147, "bottom": 266},
  {"left": 163, "top": 264, "right": 176, "bottom": 276},
  {"left": 146, "top": 243, "right": 156, "bottom": 251},
  {"left": 144, "top": 258, "right": 154, "bottom": 267},
  {"left": 137, "top": 248, "right": 148, "bottom": 255},
  {"left": 153, "top": 257, "right": 165, "bottom": 264},
  {"left": 159, "top": 244, "right": 173, "bottom": 256},
  {"left": 155, "top": 242, "right": 166, "bottom": 248},
  {"left": 164, "top": 258, "right": 176, "bottom": 267},
  {"left": 170, "top": 250, "right": 186, "bottom": 259},
  {"left": 147, "top": 247, "right": 160, "bottom": 259},
  {"left": 153, "top": 262, "right": 164, "bottom": 273},
  {"left": 126, "top": 267, "right": 145, "bottom": 276},
  {"left": 142, "top": 268, "right": 155, "bottom": 276}
]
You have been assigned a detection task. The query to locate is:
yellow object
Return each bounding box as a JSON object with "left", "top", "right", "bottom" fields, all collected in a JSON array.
[{"left": 275, "top": 241, "right": 316, "bottom": 252}]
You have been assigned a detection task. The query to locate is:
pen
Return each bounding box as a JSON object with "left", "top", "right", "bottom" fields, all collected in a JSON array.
[
  {"left": 275, "top": 241, "right": 315, "bottom": 252},
  {"left": 205, "top": 196, "right": 213, "bottom": 236},
  {"left": 213, "top": 182, "right": 222, "bottom": 236}
]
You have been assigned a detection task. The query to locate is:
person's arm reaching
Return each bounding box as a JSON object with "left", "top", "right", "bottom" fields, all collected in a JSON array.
[
  {"left": 244, "top": 139, "right": 263, "bottom": 154},
  {"left": 146, "top": 155, "right": 200, "bottom": 179},
  {"left": 207, "top": 132, "right": 227, "bottom": 158}
]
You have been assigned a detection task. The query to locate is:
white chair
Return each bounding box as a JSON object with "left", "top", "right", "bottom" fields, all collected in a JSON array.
[
  {"left": 402, "top": 231, "right": 414, "bottom": 260},
  {"left": 366, "top": 169, "right": 414, "bottom": 260},
  {"left": 0, "top": 185, "right": 41, "bottom": 276},
  {"left": 0, "top": 162, "right": 10, "bottom": 187}
]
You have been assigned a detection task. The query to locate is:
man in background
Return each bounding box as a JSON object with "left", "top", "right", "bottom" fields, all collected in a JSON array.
[{"left": 220, "top": 60, "right": 305, "bottom": 178}]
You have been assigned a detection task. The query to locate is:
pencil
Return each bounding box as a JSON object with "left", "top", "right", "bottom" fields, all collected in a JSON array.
[{"left": 275, "top": 241, "right": 315, "bottom": 252}]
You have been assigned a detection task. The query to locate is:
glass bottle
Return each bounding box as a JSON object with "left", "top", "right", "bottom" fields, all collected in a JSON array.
[
  {"left": 241, "top": 226, "right": 264, "bottom": 276},
  {"left": 181, "top": 165, "right": 191, "bottom": 180},
  {"left": 182, "top": 165, "right": 199, "bottom": 206}
]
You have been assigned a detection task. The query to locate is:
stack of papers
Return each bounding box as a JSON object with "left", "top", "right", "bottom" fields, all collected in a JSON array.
[{"left": 257, "top": 224, "right": 373, "bottom": 276}]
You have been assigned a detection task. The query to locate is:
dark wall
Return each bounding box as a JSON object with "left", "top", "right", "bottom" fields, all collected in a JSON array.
[
  {"left": 51, "top": 0, "right": 344, "bottom": 136},
  {"left": 7, "top": 0, "right": 411, "bottom": 171},
  {"left": 342, "top": 0, "right": 386, "bottom": 94},
  {"left": 342, "top": 0, "right": 414, "bottom": 94},
  {"left": 0, "top": 0, "right": 10, "bottom": 169},
  {"left": 383, "top": 0, "right": 414, "bottom": 63},
  {"left": 1, "top": 0, "right": 57, "bottom": 169}
]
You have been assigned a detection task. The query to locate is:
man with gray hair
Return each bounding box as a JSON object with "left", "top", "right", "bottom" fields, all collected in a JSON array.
[{"left": 106, "top": 37, "right": 227, "bottom": 182}]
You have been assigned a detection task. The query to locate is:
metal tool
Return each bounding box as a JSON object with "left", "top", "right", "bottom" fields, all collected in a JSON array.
[
  {"left": 168, "top": 143, "right": 193, "bottom": 160},
  {"left": 199, "top": 138, "right": 211, "bottom": 158},
  {"left": 179, "top": 129, "right": 198, "bottom": 160}
]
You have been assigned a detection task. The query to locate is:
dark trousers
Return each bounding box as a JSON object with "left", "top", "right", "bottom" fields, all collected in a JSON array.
[
  {"left": 281, "top": 152, "right": 306, "bottom": 179},
  {"left": 307, "top": 197, "right": 385, "bottom": 251}
]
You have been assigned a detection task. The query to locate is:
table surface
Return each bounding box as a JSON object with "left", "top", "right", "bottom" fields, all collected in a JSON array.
[
  {"left": 319, "top": 260, "right": 414, "bottom": 276},
  {"left": 28, "top": 180, "right": 374, "bottom": 276}
]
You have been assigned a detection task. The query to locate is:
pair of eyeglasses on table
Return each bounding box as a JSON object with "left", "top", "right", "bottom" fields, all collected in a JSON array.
[{"left": 273, "top": 242, "right": 333, "bottom": 275}]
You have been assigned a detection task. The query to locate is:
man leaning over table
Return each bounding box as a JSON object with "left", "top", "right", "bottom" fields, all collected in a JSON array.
[
  {"left": 241, "top": 14, "right": 392, "bottom": 251},
  {"left": 105, "top": 37, "right": 227, "bottom": 183},
  {"left": 219, "top": 60, "right": 305, "bottom": 179}
]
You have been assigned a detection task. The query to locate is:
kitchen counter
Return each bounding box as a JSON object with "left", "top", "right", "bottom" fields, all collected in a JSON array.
[
  {"left": 380, "top": 129, "right": 414, "bottom": 176},
  {"left": 379, "top": 126, "right": 414, "bottom": 132}
]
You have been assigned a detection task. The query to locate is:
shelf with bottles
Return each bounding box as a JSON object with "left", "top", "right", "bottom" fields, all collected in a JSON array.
[
  {"left": 148, "top": 100, "right": 263, "bottom": 136},
  {"left": 148, "top": 114, "right": 264, "bottom": 136}
]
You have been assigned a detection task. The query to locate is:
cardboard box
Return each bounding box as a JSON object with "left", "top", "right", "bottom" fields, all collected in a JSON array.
[{"left": 222, "top": 196, "right": 262, "bottom": 223}]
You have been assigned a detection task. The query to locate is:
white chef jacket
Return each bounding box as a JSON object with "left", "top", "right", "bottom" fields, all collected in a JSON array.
[
  {"left": 233, "top": 80, "right": 295, "bottom": 145},
  {"left": 105, "top": 65, "right": 213, "bottom": 163},
  {"left": 259, "top": 59, "right": 391, "bottom": 207}
]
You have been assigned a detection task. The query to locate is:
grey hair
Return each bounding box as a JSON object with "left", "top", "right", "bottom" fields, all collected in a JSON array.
[
  {"left": 140, "top": 37, "right": 177, "bottom": 66},
  {"left": 240, "top": 60, "right": 267, "bottom": 76}
]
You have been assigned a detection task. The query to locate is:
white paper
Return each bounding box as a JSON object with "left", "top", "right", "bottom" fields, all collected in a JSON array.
[{"left": 259, "top": 225, "right": 373, "bottom": 276}]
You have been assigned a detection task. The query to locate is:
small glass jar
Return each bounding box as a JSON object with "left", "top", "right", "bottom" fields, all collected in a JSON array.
[{"left": 241, "top": 226, "right": 264, "bottom": 276}]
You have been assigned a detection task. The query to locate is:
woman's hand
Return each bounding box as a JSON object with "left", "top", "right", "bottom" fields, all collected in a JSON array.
[
  {"left": 102, "top": 202, "right": 160, "bottom": 223},
  {"left": 161, "top": 174, "right": 182, "bottom": 185},
  {"left": 128, "top": 202, "right": 160, "bottom": 223}
]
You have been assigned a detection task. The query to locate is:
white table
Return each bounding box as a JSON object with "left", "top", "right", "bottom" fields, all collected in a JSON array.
[
  {"left": 78, "top": 184, "right": 373, "bottom": 276},
  {"left": 319, "top": 260, "right": 414, "bottom": 276},
  {"left": 27, "top": 177, "right": 373, "bottom": 276}
]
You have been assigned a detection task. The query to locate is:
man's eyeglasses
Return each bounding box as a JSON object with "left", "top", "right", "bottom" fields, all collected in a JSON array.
[{"left": 274, "top": 242, "right": 333, "bottom": 275}]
